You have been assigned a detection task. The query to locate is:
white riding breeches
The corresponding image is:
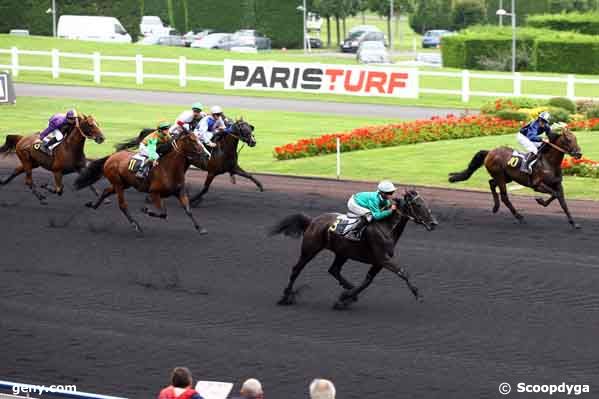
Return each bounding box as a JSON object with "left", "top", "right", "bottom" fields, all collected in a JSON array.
[
  {"left": 517, "top": 133, "right": 542, "bottom": 154},
  {"left": 347, "top": 196, "right": 373, "bottom": 221}
]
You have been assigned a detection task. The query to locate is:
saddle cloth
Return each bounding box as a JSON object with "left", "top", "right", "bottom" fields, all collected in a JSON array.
[
  {"left": 128, "top": 153, "right": 147, "bottom": 173},
  {"left": 329, "top": 213, "right": 361, "bottom": 236},
  {"left": 507, "top": 150, "right": 529, "bottom": 173}
]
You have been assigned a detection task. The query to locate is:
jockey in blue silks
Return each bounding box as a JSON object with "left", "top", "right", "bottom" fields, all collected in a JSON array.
[
  {"left": 517, "top": 111, "right": 552, "bottom": 173},
  {"left": 195, "top": 105, "right": 232, "bottom": 149}
]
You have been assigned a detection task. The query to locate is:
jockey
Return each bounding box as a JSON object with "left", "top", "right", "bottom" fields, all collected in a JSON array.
[
  {"left": 345, "top": 180, "right": 398, "bottom": 241},
  {"left": 39, "top": 109, "right": 77, "bottom": 152},
  {"left": 196, "top": 105, "right": 231, "bottom": 148},
  {"left": 169, "top": 102, "right": 206, "bottom": 137},
  {"left": 517, "top": 111, "right": 552, "bottom": 172},
  {"left": 137, "top": 121, "right": 172, "bottom": 178}
]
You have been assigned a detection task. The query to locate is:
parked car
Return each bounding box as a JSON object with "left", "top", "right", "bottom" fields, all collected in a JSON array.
[
  {"left": 157, "top": 35, "right": 186, "bottom": 47},
  {"left": 230, "top": 29, "right": 272, "bottom": 50},
  {"left": 422, "top": 30, "right": 453, "bottom": 48},
  {"left": 57, "top": 15, "right": 132, "bottom": 43},
  {"left": 9, "top": 29, "right": 29, "bottom": 36},
  {"left": 137, "top": 29, "right": 179, "bottom": 45},
  {"left": 191, "top": 33, "right": 233, "bottom": 49},
  {"left": 341, "top": 28, "right": 385, "bottom": 53},
  {"left": 309, "top": 37, "right": 323, "bottom": 49},
  {"left": 182, "top": 30, "right": 213, "bottom": 47},
  {"left": 357, "top": 41, "right": 391, "bottom": 64},
  {"left": 348, "top": 24, "right": 380, "bottom": 35}
]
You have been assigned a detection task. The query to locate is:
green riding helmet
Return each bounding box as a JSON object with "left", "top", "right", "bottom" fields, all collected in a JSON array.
[
  {"left": 192, "top": 102, "right": 203, "bottom": 111},
  {"left": 158, "top": 121, "right": 171, "bottom": 130}
]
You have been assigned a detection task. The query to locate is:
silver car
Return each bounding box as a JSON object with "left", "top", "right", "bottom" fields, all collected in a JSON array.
[{"left": 357, "top": 41, "right": 391, "bottom": 64}]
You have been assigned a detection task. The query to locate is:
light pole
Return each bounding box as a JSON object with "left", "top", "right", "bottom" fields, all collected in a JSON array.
[
  {"left": 499, "top": 0, "right": 503, "bottom": 26},
  {"left": 389, "top": 0, "right": 394, "bottom": 53},
  {"left": 496, "top": 0, "right": 516, "bottom": 73},
  {"left": 297, "top": 1, "right": 311, "bottom": 53},
  {"left": 46, "top": 0, "right": 57, "bottom": 37}
]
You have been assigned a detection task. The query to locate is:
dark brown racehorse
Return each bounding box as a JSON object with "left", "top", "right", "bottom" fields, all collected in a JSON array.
[
  {"left": 448, "top": 126, "right": 582, "bottom": 228},
  {"left": 269, "top": 190, "right": 438, "bottom": 310},
  {"left": 115, "top": 119, "right": 263, "bottom": 207},
  {"left": 0, "top": 114, "right": 105, "bottom": 204},
  {"left": 74, "top": 130, "right": 207, "bottom": 234}
]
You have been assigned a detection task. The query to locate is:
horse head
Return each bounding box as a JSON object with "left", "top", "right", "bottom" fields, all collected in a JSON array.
[
  {"left": 552, "top": 126, "right": 582, "bottom": 159},
  {"left": 230, "top": 118, "right": 256, "bottom": 147},
  {"left": 394, "top": 189, "right": 438, "bottom": 231},
  {"left": 78, "top": 114, "right": 105, "bottom": 144},
  {"left": 176, "top": 129, "right": 208, "bottom": 163}
]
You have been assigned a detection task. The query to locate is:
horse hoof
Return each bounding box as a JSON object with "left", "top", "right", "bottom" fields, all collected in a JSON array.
[
  {"left": 572, "top": 223, "right": 581, "bottom": 230},
  {"left": 416, "top": 294, "right": 424, "bottom": 303},
  {"left": 197, "top": 227, "right": 208, "bottom": 235},
  {"left": 535, "top": 197, "right": 546, "bottom": 206},
  {"left": 277, "top": 296, "right": 294, "bottom": 306},
  {"left": 333, "top": 300, "right": 352, "bottom": 310},
  {"left": 85, "top": 201, "right": 94, "bottom": 208},
  {"left": 492, "top": 205, "right": 499, "bottom": 213}
]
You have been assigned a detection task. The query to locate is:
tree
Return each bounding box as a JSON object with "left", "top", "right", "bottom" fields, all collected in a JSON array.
[
  {"left": 409, "top": 0, "right": 453, "bottom": 34},
  {"left": 452, "top": 0, "right": 486, "bottom": 31},
  {"left": 368, "top": 0, "right": 413, "bottom": 49}
]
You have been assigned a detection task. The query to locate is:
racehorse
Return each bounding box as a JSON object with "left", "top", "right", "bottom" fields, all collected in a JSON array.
[
  {"left": 448, "top": 126, "right": 582, "bottom": 228},
  {"left": 269, "top": 190, "right": 438, "bottom": 310},
  {"left": 115, "top": 119, "right": 263, "bottom": 207},
  {"left": 74, "top": 130, "right": 207, "bottom": 234},
  {"left": 0, "top": 114, "right": 105, "bottom": 204}
]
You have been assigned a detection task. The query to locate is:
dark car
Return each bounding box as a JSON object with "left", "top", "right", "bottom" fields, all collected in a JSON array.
[
  {"left": 422, "top": 30, "right": 453, "bottom": 48},
  {"left": 341, "top": 29, "right": 385, "bottom": 53},
  {"left": 309, "top": 37, "right": 323, "bottom": 49}
]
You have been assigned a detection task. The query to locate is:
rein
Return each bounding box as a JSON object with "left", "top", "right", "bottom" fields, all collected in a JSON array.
[{"left": 543, "top": 139, "right": 569, "bottom": 154}]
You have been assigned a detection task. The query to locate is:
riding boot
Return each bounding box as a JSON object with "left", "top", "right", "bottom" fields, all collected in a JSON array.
[
  {"left": 137, "top": 161, "right": 150, "bottom": 179},
  {"left": 524, "top": 152, "right": 538, "bottom": 174},
  {"left": 43, "top": 137, "right": 59, "bottom": 154},
  {"left": 345, "top": 216, "right": 369, "bottom": 241}
]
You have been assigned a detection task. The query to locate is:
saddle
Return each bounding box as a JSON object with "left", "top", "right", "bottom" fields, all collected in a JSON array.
[
  {"left": 33, "top": 132, "right": 64, "bottom": 156},
  {"left": 507, "top": 150, "right": 533, "bottom": 174},
  {"left": 329, "top": 214, "right": 362, "bottom": 239},
  {"left": 128, "top": 153, "right": 150, "bottom": 178}
]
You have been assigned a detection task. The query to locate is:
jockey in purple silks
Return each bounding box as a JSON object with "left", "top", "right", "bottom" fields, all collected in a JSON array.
[{"left": 39, "top": 109, "right": 78, "bottom": 152}]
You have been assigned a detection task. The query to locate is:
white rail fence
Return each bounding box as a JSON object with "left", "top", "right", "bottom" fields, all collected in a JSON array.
[{"left": 2, "top": 47, "right": 599, "bottom": 102}]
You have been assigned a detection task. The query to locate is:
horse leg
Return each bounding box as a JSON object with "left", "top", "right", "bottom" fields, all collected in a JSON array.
[
  {"left": 190, "top": 173, "right": 215, "bottom": 207},
  {"left": 489, "top": 179, "right": 500, "bottom": 213},
  {"left": 333, "top": 265, "right": 382, "bottom": 310},
  {"left": 278, "top": 241, "right": 323, "bottom": 306},
  {"left": 177, "top": 188, "right": 208, "bottom": 234},
  {"left": 24, "top": 167, "right": 47, "bottom": 205},
  {"left": 498, "top": 179, "right": 524, "bottom": 223},
  {"left": 43, "top": 171, "right": 64, "bottom": 195},
  {"left": 229, "top": 173, "right": 236, "bottom": 184},
  {"left": 115, "top": 185, "right": 142, "bottom": 233},
  {"left": 549, "top": 183, "right": 579, "bottom": 229},
  {"left": 328, "top": 256, "right": 354, "bottom": 290},
  {"left": 378, "top": 258, "right": 422, "bottom": 302},
  {"left": 142, "top": 192, "right": 167, "bottom": 219},
  {"left": 232, "top": 165, "right": 264, "bottom": 192},
  {"left": 535, "top": 194, "right": 556, "bottom": 207},
  {"left": 87, "top": 186, "right": 115, "bottom": 209},
  {"left": 0, "top": 165, "right": 25, "bottom": 186}
]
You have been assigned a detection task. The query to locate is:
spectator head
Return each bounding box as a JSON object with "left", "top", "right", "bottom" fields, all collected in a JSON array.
[
  {"left": 170, "top": 367, "right": 193, "bottom": 388},
  {"left": 240, "top": 378, "right": 263, "bottom": 398},
  {"left": 309, "top": 379, "right": 335, "bottom": 399}
]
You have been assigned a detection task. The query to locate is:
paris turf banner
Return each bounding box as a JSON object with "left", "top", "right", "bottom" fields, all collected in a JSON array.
[
  {"left": 0, "top": 71, "right": 16, "bottom": 104},
  {"left": 224, "top": 60, "right": 419, "bottom": 98}
]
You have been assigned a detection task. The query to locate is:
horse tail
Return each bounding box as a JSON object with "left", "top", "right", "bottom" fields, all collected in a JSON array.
[
  {"left": 74, "top": 156, "right": 109, "bottom": 190},
  {"left": 448, "top": 150, "right": 489, "bottom": 183},
  {"left": 268, "top": 213, "right": 312, "bottom": 238},
  {"left": 0, "top": 135, "right": 23, "bottom": 156},
  {"left": 114, "top": 128, "right": 154, "bottom": 151}
]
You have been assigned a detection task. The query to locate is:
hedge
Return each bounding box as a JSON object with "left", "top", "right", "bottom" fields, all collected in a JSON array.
[
  {"left": 527, "top": 12, "right": 599, "bottom": 35},
  {"left": 441, "top": 26, "right": 599, "bottom": 73}
]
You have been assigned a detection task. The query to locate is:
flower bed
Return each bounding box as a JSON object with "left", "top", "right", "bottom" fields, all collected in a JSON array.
[
  {"left": 567, "top": 118, "right": 599, "bottom": 131},
  {"left": 561, "top": 157, "right": 599, "bottom": 179},
  {"left": 273, "top": 115, "right": 521, "bottom": 160}
]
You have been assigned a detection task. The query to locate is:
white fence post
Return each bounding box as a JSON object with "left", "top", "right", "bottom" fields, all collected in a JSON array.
[
  {"left": 51, "top": 49, "right": 60, "bottom": 79},
  {"left": 336, "top": 137, "right": 341, "bottom": 180},
  {"left": 567, "top": 74, "right": 575, "bottom": 99},
  {"left": 461, "top": 69, "right": 470, "bottom": 103},
  {"left": 179, "top": 56, "right": 187, "bottom": 87},
  {"left": 93, "top": 52, "right": 101, "bottom": 84},
  {"left": 135, "top": 54, "right": 143, "bottom": 85},
  {"left": 10, "top": 47, "right": 19, "bottom": 77},
  {"left": 513, "top": 72, "right": 522, "bottom": 97}
]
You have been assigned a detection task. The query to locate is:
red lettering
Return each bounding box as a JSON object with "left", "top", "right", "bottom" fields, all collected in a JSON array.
[
  {"left": 325, "top": 69, "right": 344, "bottom": 90},
  {"left": 364, "top": 71, "right": 387, "bottom": 94},
  {"left": 387, "top": 72, "right": 408, "bottom": 94},
  {"left": 343, "top": 70, "right": 366, "bottom": 92}
]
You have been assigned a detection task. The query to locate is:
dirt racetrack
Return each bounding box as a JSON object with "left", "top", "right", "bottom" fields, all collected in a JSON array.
[{"left": 1, "top": 156, "right": 598, "bottom": 399}]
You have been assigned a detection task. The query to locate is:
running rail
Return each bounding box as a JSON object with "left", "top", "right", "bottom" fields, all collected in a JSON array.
[{"left": 0, "top": 380, "right": 127, "bottom": 399}]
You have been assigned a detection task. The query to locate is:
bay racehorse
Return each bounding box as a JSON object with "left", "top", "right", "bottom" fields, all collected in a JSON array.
[
  {"left": 115, "top": 119, "right": 263, "bottom": 207},
  {"left": 74, "top": 130, "right": 207, "bottom": 234},
  {"left": 448, "top": 126, "right": 582, "bottom": 228},
  {"left": 0, "top": 114, "right": 105, "bottom": 204},
  {"left": 269, "top": 190, "right": 438, "bottom": 309}
]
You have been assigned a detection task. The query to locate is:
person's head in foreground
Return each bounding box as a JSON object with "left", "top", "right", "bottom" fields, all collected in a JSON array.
[
  {"left": 239, "top": 378, "right": 263, "bottom": 399},
  {"left": 309, "top": 379, "right": 336, "bottom": 399}
]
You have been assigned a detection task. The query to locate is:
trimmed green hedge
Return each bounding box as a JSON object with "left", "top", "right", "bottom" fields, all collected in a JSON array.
[
  {"left": 441, "top": 26, "right": 599, "bottom": 73},
  {"left": 527, "top": 12, "right": 599, "bottom": 35}
]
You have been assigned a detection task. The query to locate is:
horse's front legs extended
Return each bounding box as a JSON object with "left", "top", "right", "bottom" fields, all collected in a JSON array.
[
  {"left": 142, "top": 191, "right": 167, "bottom": 219},
  {"left": 333, "top": 265, "right": 383, "bottom": 310}
]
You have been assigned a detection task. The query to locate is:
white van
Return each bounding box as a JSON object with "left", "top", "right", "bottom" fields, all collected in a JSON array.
[
  {"left": 57, "top": 15, "right": 132, "bottom": 43},
  {"left": 140, "top": 16, "right": 171, "bottom": 37}
]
